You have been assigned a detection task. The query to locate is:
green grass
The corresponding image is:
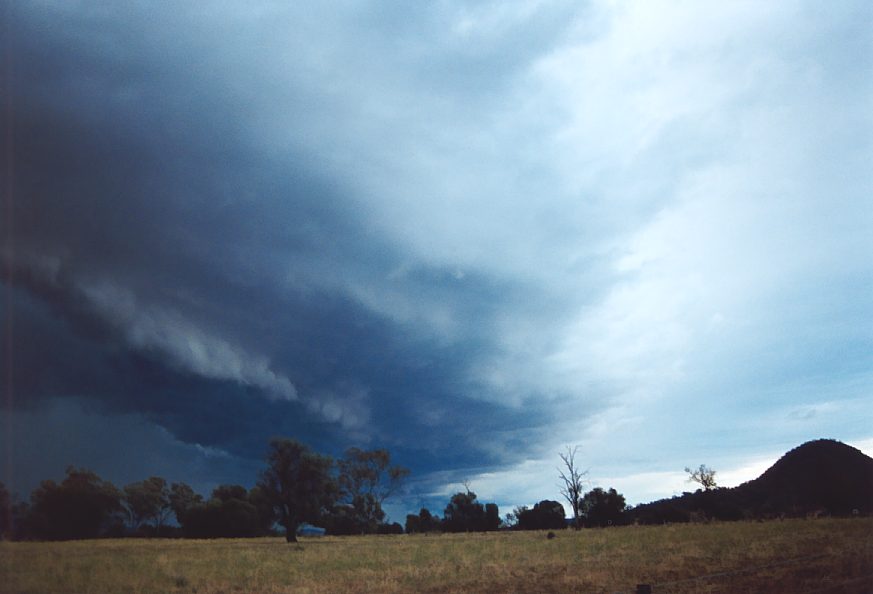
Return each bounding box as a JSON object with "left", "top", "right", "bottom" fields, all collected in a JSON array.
[{"left": 1, "top": 518, "right": 871, "bottom": 593}]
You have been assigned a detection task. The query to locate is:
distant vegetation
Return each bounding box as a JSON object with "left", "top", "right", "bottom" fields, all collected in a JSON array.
[
  {"left": 510, "top": 499, "right": 566, "bottom": 530},
  {"left": 1, "top": 438, "right": 870, "bottom": 542},
  {"left": 629, "top": 439, "right": 873, "bottom": 524},
  {"left": 0, "top": 440, "right": 411, "bottom": 541}
]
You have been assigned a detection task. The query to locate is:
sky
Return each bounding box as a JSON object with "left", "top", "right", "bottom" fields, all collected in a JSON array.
[{"left": 2, "top": 1, "right": 872, "bottom": 520}]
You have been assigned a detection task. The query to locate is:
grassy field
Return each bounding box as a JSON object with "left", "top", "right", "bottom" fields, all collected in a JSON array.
[{"left": 1, "top": 518, "right": 871, "bottom": 593}]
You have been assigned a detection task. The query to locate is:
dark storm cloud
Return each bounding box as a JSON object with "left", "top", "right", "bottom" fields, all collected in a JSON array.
[
  {"left": 4, "top": 1, "right": 870, "bottom": 511},
  {"left": 1, "top": 1, "right": 573, "bottom": 495}
]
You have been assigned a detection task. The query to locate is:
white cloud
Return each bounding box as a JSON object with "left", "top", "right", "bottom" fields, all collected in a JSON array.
[
  {"left": 306, "top": 383, "right": 373, "bottom": 433},
  {"left": 80, "top": 280, "right": 298, "bottom": 401},
  {"left": 466, "top": 0, "right": 870, "bottom": 452}
]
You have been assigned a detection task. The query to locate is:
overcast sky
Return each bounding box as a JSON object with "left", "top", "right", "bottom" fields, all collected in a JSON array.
[{"left": 2, "top": 1, "right": 872, "bottom": 519}]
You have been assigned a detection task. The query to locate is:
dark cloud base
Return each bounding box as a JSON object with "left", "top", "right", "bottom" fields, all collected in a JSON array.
[{"left": 0, "top": 2, "right": 575, "bottom": 500}]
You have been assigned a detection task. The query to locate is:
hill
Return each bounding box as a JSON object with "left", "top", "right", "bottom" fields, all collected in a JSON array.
[{"left": 630, "top": 439, "right": 873, "bottom": 523}]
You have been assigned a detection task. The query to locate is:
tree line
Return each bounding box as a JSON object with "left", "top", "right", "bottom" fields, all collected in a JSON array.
[
  {"left": 0, "top": 439, "right": 411, "bottom": 542},
  {"left": 0, "top": 439, "right": 641, "bottom": 541},
  {"left": 404, "top": 486, "right": 628, "bottom": 534},
  {"left": 405, "top": 487, "right": 501, "bottom": 534}
]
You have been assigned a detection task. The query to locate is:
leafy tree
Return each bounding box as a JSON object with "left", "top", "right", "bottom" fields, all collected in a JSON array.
[
  {"left": 443, "top": 490, "right": 481, "bottom": 532},
  {"left": 169, "top": 482, "right": 203, "bottom": 526},
  {"left": 175, "top": 484, "right": 271, "bottom": 538},
  {"left": 558, "top": 446, "right": 588, "bottom": 529},
  {"left": 442, "top": 488, "right": 498, "bottom": 532},
  {"left": 212, "top": 484, "right": 248, "bottom": 502},
  {"left": 352, "top": 494, "right": 385, "bottom": 533},
  {"left": 0, "top": 482, "right": 10, "bottom": 539},
  {"left": 405, "top": 513, "right": 421, "bottom": 534},
  {"left": 319, "top": 503, "right": 355, "bottom": 535},
  {"left": 27, "top": 467, "right": 122, "bottom": 540},
  {"left": 403, "top": 507, "right": 441, "bottom": 534},
  {"left": 258, "top": 438, "right": 337, "bottom": 542},
  {"left": 418, "top": 507, "right": 440, "bottom": 532},
  {"left": 378, "top": 521, "right": 403, "bottom": 535},
  {"left": 9, "top": 500, "right": 30, "bottom": 541},
  {"left": 205, "top": 485, "right": 263, "bottom": 537},
  {"left": 516, "top": 499, "right": 566, "bottom": 530},
  {"left": 123, "top": 477, "right": 171, "bottom": 534},
  {"left": 337, "top": 447, "right": 409, "bottom": 533},
  {"left": 685, "top": 464, "right": 717, "bottom": 491},
  {"left": 511, "top": 506, "right": 529, "bottom": 530},
  {"left": 484, "top": 503, "right": 500, "bottom": 531},
  {"left": 581, "top": 487, "right": 626, "bottom": 527},
  {"left": 247, "top": 485, "right": 277, "bottom": 535}
]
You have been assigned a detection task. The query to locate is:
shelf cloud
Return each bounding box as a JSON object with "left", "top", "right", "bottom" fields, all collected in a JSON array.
[{"left": 2, "top": 1, "right": 871, "bottom": 511}]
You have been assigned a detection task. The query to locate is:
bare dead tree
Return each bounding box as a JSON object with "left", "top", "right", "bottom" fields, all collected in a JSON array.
[
  {"left": 558, "top": 445, "right": 588, "bottom": 530},
  {"left": 685, "top": 464, "right": 717, "bottom": 491}
]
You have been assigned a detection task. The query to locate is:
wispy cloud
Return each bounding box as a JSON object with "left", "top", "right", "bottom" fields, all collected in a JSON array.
[{"left": 80, "top": 281, "right": 298, "bottom": 401}]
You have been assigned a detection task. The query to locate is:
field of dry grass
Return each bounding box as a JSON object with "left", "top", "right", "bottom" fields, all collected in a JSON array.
[{"left": 1, "top": 518, "right": 871, "bottom": 593}]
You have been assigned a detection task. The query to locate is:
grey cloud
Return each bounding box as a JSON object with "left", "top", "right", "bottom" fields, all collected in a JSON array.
[
  {"left": 3, "top": 0, "right": 871, "bottom": 508},
  {"left": 0, "top": 397, "right": 263, "bottom": 498},
  {"left": 80, "top": 281, "right": 297, "bottom": 401}
]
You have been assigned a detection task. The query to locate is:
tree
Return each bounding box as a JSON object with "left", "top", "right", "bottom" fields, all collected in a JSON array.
[
  {"left": 504, "top": 510, "right": 519, "bottom": 529},
  {"left": 558, "top": 446, "right": 588, "bottom": 529},
  {"left": 123, "top": 477, "right": 172, "bottom": 534},
  {"left": 443, "top": 490, "right": 482, "bottom": 532},
  {"left": 685, "top": 464, "right": 717, "bottom": 491},
  {"left": 0, "top": 482, "right": 10, "bottom": 539},
  {"left": 169, "top": 482, "right": 203, "bottom": 527},
  {"left": 210, "top": 485, "right": 263, "bottom": 537},
  {"left": 9, "top": 500, "right": 30, "bottom": 541},
  {"left": 442, "top": 487, "right": 498, "bottom": 532},
  {"left": 212, "top": 484, "right": 248, "bottom": 502},
  {"left": 247, "top": 485, "right": 278, "bottom": 535},
  {"left": 258, "top": 438, "right": 336, "bottom": 542},
  {"left": 484, "top": 503, "right": 501, "bottom": 531},
  {"left": 417, "top": 508, "right": 435, "bottom": 532},
  {"left": 172, "top": 484, "right": 272, "bottom": 539},
  {"left": 337, "top": 447, "right": 409, "bottom": 533},
  {"left": 516, "top": 500, "right": 566, "bottom": 530},
  {"left": 378, "top": 521, "right": 403, "bottom": 535},
  {"left": 319, "top": 503, "right": 359, "bottom": 535},
  {"left": 581, "top": 487, "right": 626, "bottom": 527},
  {"left": 27, "top": 467, "right": 122, "bottom": 540},
  {"left": 204, "top": 485, "right": 263, "bottom": 537},
  {"left": 405, "top": 513, "right": 421, "bottom": 534}
]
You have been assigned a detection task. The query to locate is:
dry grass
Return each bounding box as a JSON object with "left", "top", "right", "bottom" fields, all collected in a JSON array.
[{"left": 1, "top": 518, "right": 871, "bottom": 593}]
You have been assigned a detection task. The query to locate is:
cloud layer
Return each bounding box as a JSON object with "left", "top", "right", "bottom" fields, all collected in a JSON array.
[{"left": 3, "top": 1, "right": 871, "bottom": 511}]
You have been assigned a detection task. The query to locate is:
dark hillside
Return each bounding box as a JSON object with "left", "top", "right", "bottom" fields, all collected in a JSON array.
[
  {"left": 630, "top": 439, "right": 873, "bottom": 523},
  {"left": 736, "top": 439, "right": 873, "bottom": 516}
]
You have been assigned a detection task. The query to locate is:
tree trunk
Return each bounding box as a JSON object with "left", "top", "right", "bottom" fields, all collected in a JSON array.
[{"left": 284, "top": 523, "right": 298, "bottom": 542}]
